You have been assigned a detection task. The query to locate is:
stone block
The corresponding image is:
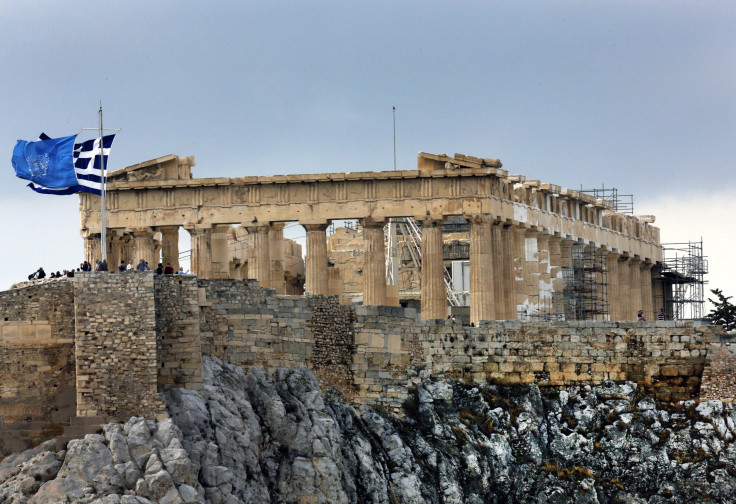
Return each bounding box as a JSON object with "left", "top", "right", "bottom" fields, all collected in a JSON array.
[{"left": 660, "top": 365, "right": 679, "bottom": 377}]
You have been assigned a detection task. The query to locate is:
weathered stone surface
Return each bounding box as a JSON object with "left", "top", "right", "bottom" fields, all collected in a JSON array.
[{"left": 5, "top": 357, "right": 736, "bottom": 503}]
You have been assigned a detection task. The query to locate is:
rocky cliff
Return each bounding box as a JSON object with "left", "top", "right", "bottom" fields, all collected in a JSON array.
[{"left": 2, "top": 357, "right": 736, "bottom": 503}]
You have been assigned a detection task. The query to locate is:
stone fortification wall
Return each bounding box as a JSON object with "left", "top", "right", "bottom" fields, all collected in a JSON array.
[
  {"left": 306, "top": 295, "right": 357, "bottom": 399},
  {"left": 0, "top": 277, "right": 728, "bottom": 459},
  {"left": 154, "top": 275, "right": 203, "bottom": 392},
  {"left": 699, "top": 329, "right": 735, "bottom": 401},
  {"left": 197, "top": 279, "right": 313, "bottom": 369},
  {"left": 194, "top": 281, "right": 357, "bottom": 398},
  {"left": 0, "top": 282, "right": 76, "bottom": 456},
  {"left": 72, "top": 272, "right": 165, "bottom": 420},
  {"left": 350, "top": 307, "right": 711, "bottom": 409}
]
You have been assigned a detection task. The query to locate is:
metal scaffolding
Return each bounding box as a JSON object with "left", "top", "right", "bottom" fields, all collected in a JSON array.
[
  {"left": 655, "top": 239, "right": 708, "bottom": 320},
  {"left": 561, "top": 244, "right": 609, "bottom": 320},
  {"left": 385, "top": 218, "right": 463, "bottom": 306},
  {"left": 580, "top": 184, "right": 634, "bottom": 215}
]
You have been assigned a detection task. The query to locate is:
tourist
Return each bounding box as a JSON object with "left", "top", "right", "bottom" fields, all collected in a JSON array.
[
  {"left": 36, "top": 267, "right": 46, "bottom": 279},
  {"left": 118, "top": 260, "right": 127, "bottom": 272},
  {"left": 658, "top": 308, "right": 665, "bottom": 321},
  {"left": 176, "top": 267, "right": 186, "bottom": 274},
  {"left": 637, "top": 310, "right": 646, "bottom": 322},
  {"left": 155, "top": 263, "right": 164, "bottom": 275},
  {"left": 99, "top": 259, "right": 108, "bottom": 272},
  {"left": 136, "top": 259, "right": 148, "bottom": 271},
  {"left": 164, "top": 263, "right": 174, "bottom": 275}
]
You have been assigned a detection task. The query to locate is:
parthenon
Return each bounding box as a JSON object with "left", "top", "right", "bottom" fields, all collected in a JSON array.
[{"left": 79, "top": 152, "right": 663, "bottom": 325}]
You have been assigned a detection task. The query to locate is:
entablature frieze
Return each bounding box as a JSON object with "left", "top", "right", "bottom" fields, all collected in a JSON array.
[{"left": 80, "top": 155, "right": 663, "bottom": 263}]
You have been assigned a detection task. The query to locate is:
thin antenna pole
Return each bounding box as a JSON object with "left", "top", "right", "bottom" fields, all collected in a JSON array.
[
  {"left": 99, "top": 103, "right": 107, "bottom": 264},
  {"left": 393, "top": 106, "right": 396, "bottom": 171}
]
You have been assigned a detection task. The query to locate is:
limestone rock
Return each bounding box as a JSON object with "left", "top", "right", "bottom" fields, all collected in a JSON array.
[{"left": 4, "top": 358, "right": 736, "bottom": 503}]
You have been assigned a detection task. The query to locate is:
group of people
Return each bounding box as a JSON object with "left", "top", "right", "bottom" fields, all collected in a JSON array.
[
  {"left": 118, "top": 259, "right": 186, "bottom": 275},
  {"left": 26, "top": 259, "right": 187, "bottom": 282},
  {"left": 28, "top": 265, "right": 83, "bottom": 281},
  {"left": 637, "top": 308, "right": 667, "bottom": 321}
]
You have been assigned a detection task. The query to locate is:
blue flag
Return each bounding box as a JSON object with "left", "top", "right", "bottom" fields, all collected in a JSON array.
[
  {"left": 13, "top": 133, "right": 116, "bottom": 196},
  {"left": 12, "top": 135, "right": 78, "bottom": 189}
]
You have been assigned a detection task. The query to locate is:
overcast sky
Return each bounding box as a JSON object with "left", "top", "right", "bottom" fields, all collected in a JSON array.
[{"left": 1, "top": 1, "right": 734, "bottom": 302}]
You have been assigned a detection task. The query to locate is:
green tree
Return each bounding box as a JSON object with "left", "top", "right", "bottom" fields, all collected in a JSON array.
[{"left": 708, "top": 288, "right": 736, "bottom": 331}]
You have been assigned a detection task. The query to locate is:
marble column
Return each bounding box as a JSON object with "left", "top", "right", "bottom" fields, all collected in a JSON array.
[
  {"left": 524, "top": 229, "right": 540, "bottom": 317},
  {"left": 210, "top": 225, "right": 231, "bottom": 279},
  {"left": 269, "top": 223, "right": 286, "bottom": 294},
  {"left": 512, "top": 226, "right": 528, "bottom": 319},
  {"left": 420, "top": 218, "right": 446, "bottom": 319},
  {"left": 160, "top": 226, "right": 180, "bottom": 272},
  {"left": 83, "top": 232, "right": 102, "bottom": 266},
  {"left": 246, "top": 225, "right": 271, "bottom": 288},
  {"left": 304, "top": 223, "right": 329, "bottom": 296},
  {"left": 491, "top": 222, "right": 504, "bottom": 320},
  {"left": 629, "top": 257, "right": 643, "bottom": 320},
  {"left": 559, "top": 239, "right": 574, "bottom": 320},
  {"left": 131, "top": 227, "right": 157, "bottom": 269},
  {"left": 106, "top": 231, "right": 121, "bottom": 270},
  {"left": 618, "top": 256, "right": 631, "bottom": 319},
  {"left": 641, "top": 262, "right": 654, "bottom": 321},
  {"left": 501, "top": 225, "right": 517, "bottom": 320},
  {"left": 186, "top": 225, "right": 212, "bottom": 278},
  {"left": 606, "top": 251, "right": 620, "bottom": 320},
  {"left": 361, "top": 220, "right": 387, "bottom": 306},
  {"left": 537, "top": 233, "right": 552, "bottom": 315},
  {"left": 469, "top": 215, "right": 495, "bottom": 325},
  {"left": 121, "top": 236, "right": 134, "bottom": 267},
  {"left": 549, "top": 235, "right": 563, "bottom": 318}
]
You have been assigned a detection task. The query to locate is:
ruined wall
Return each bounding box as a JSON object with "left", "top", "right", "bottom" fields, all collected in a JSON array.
[
  {"left": 198, "top": 280, "right": 313, "bottom": 369},
  {"left": 73, "top": 272, "right": 165, "bottom": 420},
  {"left": 349, "top": 309, "right": 712, "bottom": 409},
  {"left": 699, "top": 329, "right": 736, "bottom": 402},
  {"left": 0, "top": 282, "right": 76, "bottom": 457},
  {"left": 154, "top": 275, "right": 203, "bottom": 392},
  {"left": 306, "top": 296, "right": 357, "bottom": 399}
]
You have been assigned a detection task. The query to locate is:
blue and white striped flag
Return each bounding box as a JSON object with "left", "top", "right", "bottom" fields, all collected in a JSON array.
[{"left": 21, "top": 133, "right": 116, "bottom": 196}]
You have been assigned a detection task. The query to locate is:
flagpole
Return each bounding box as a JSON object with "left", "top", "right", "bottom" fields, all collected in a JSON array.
[{"left": 99, "top": 104, "right": 107, "bottom": 264}]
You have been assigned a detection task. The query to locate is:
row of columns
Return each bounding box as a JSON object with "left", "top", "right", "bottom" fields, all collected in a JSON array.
[{"left": 83, "top": 215, "right": 657, "bottom": 323}]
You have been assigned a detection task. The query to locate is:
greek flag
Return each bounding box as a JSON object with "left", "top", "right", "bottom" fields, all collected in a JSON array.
[{"left": 13, "top": 133, "right": 116, "bottom": 196}]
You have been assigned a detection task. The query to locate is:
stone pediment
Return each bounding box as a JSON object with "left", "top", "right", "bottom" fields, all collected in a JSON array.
[{"left": 107, "top": 154, "right": 194, "bottom": 183}]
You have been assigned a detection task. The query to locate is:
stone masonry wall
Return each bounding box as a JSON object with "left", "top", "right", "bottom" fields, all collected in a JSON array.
[
  {"left": 350, "top": 308, "right": 713, "bottom": 409},
  {"left": 72, "top": 272, "right": 165, "bottom": 420},
  {"left": 699, "top": 328, "right": 736, "bottom": 401},
  {"left": 0, "top": 281, "right": 76, "bottom": 458},
  {"left": 198, "top": 280, "right": 313, "bottom": 370},
  {"left": 154, "top": 275, "right": 203, "bottom": 392},
  {"left": 306, "top": 295, "right": 357, "bottom": 399}
]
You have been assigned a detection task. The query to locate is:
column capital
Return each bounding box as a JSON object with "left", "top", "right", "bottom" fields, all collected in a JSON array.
[
  {"left": 245, "top": 224, "right": 271, "bottom": 235},
  {"left": 416, "top": 217, "right": 444, "bottom": 228},
  {"left": 183, "top": 222, "right": 212, "bottom": 232},
  {"left": 464, "top": 213, "right": 493, "bottom": 225},
  {"left": 129, "top": 226, "right": 155, "bottom": 236},
  {"left": 159, "top": 225, "right": 179, "bottom": 234},
  {"left": 298, "top": 218, "right": 331, "bottom": 227},
  {"left": 303, "top": 223, "right": 330, "bottom": 232},
  {"left": 80, "top": 228, "right": 100, "bottom": 239},
  {"left": 359, "top": 217, "right": 386, "bottom": 228}
]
